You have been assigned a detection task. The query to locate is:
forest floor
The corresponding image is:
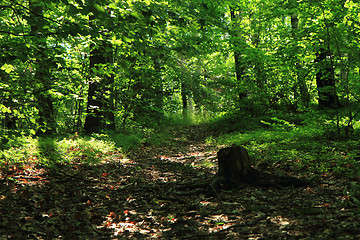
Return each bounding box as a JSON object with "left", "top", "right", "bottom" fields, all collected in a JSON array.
[{"left": 1, "top": 125, "right": 360, "bottom": 239}]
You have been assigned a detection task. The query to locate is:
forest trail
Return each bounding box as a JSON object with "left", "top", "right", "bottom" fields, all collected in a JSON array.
[{"left": 1, "top": 125, "right": 359, "bottom": 239}]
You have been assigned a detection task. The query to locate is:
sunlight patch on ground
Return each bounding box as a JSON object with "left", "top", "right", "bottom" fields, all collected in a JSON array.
[{"left": 270, "top": 215, "right": 291, "bottom": 228}]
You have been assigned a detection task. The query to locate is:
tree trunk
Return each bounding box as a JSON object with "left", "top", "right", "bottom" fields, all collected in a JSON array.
[
  {"left": 29, "top": 0, "right": 56, "bottom": 136},
  {"left": 181, "top": 83, "right": 188, "bottom": 116},
  {"left": 230, "top": 7, "right": 247, "bottom": 101},
  {"left": 315, "top": 47, "right": 339, "bottom": 109},
  {"left": 153, "top": 57, "right": 164, "bottom": 112},
  {"left": 210, "top": 145, "right": 256, "bottom": 189},
  {"left": 216, "top": 145, "right": 254, "bottom": 186},
  {"left": 84, "top": 12, "right": 115, "bottom": 134},
  {"left": 291, "top": 12, "right": 310, "bottom": 108}
]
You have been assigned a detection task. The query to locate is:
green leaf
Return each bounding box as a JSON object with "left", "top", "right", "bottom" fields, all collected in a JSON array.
[
  {"left": 0, "top": 104, "right": 11, "bottom": 113},
  {"left": 74, "top": 0, "right": 84, "bottom": 7},
  {"left": 94, "top": 4, "right": 106, "bottom": 14},
  {"left": 7, "top": 177, "right": 15, "bottom": 181},
  {"left": 1, "top": 63, "right": 14, "bottom": 73}
]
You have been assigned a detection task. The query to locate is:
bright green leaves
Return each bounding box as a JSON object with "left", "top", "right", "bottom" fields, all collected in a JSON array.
[
  {"left": 94, "top": 4, "right": 106, "bottom": 14},
  {"left": 1, "top": 64, "right": 14, "bottom": 74},
  {"left": 0, "top": 0, "right": 358, "bottom": 135},
  {"left": 0, "top": 104, "right": 11, "bottom": 114}
]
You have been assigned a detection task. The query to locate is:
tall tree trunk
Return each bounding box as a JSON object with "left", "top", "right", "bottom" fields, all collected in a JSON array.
[
  {"left": 315, "top": 47, "right": 339, "bottom": 109},
  {"left": 230, "top": 7, "right": 247, "bottom": 101},
  {"left": 291, "top": 12, "right": 310, "bottom": 108},
  {"left": 29, "top": 0, "right": 56, "bottom": 135},
  {"left": 84, "top": 13, "right": 115, "bottom": 134},
  {"left": 153, "top": 57, "right": 164, "bottom": 112},
  {"left": 181, "top": 83, "right": 188, "bottom": 116},
  {"left": 250, "top": 14, "right": 266, "bottom": 90}
]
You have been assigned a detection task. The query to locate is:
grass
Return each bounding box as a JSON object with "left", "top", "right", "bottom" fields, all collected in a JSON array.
[
  {"left": 1, "top": 111, "right": 360, "bottom": 180},
  {"left": 0, "top": 135, "right": 118, "bottom": 167},
  {"left": 207, "top": 112, "right": 360, "bottom": 179},
  {"left": 165, "top": 111, "right": 214, "bottom": 125},
  {"left": 0, "top": 122, "right": 174, "bottom": 168}
]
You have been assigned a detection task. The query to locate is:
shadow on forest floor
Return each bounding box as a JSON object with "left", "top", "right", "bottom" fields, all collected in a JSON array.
[{"left": 1, "top": 125, "right": 360, "bottom": 239}]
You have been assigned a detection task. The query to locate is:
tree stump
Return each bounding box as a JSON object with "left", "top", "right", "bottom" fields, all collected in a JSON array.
[
  {"left": 210, "top": 145, "right": 254, "bottom": 189},
  {"left": 210, "top": 145, "right": 307, "bottom": 190}
]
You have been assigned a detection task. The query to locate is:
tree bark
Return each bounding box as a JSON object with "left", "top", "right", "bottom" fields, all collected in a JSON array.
[
  {"left": 291, "top": 12, "right": 310, "bottom": 108},
  {"left": 315, "top": 47, "right": 339, "bottom": 109},
  {"left": 84, "top": 12, "right": 115, "bottom": 134},
  {"left": 29, "top": 0, "right": 56, "bottom": 136},
  {"left": 181, "top": 83, "right": 188, "bottom": 116},
  {"left": 230, "top": 7, "right": 247, "bottom": 101}
]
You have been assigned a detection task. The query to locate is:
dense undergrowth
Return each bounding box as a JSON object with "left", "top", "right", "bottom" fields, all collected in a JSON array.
[
  {"left": 207, "top": 111, "right": 360, "bottom": 179},
  {"left": 1, "top": 111, "right": 360, "bottom": 180},
  {"left": 0, "top": 130, "right": 166, "bottom": 168}
]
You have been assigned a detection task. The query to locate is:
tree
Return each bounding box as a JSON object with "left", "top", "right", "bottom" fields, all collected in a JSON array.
[
  {"left": 315, "top": 46, "right": 339, "bottom": 109},
  {"left": 83, "top": 1, "right": 115, "bottom": 134},
  {"left": 289, "top": 8, "right": 310, "bottom": 108},
  {"left": 229, "top": 6, "right": 247, "bottom": 101},
  {"left": 1, "top": 0, "right": 360, "bottom": 136},
  {"left": 28, "top": 0, "right": 56, "bottom": 135}
]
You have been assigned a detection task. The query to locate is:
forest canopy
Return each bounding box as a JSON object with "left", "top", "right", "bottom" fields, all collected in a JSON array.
[{"left": 0, "top": 0, "right": 360, "bottom": 135}]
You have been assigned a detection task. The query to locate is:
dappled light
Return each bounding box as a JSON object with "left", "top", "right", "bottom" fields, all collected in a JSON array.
[
  {"left": 2, "top": 125, "right": 360, "bottom": 238},
  {"left": 2, "top": 0, "right": 360, "bottom": 238}
]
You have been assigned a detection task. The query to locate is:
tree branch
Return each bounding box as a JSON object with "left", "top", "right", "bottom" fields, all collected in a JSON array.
[
  {"left": 12, "top": 1, "right": 62, "bottom": 25},
  {"left": 0, "top": 30, "right": 59, "bottom": 37},
  {"left": 0, "top": 5, "right": 12, "bottom": 10}
]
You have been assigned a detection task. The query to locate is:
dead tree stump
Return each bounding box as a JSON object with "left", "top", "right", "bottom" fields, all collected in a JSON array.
[
  {"left": 210, "top": 145, "right": 307, "bottom": 190},
  {"left": 211, "top": 145, "right": 255, "bottom": 189}
]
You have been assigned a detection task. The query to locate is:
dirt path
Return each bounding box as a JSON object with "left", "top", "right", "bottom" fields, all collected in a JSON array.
[{"left": 1, "top": 125, "right": 359, "bottom": 239}]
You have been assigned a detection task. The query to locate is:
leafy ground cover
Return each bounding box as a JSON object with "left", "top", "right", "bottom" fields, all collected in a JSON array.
[{"left": 1, "top": 119, "right": 360, "bottom": 239}]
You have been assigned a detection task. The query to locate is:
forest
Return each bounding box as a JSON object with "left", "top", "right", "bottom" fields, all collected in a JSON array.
[{"left": 1, "top": 0, "right": 360, "bottom": 238}]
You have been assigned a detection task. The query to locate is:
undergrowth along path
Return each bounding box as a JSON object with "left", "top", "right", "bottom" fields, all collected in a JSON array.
[{"left": 0, "top": 125, "right": 359, "bottom": 239}]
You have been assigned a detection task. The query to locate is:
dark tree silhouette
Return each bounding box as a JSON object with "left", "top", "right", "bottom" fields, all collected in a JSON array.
[{"left": 315, "top": 47, "right": 339, "bottom": 109}]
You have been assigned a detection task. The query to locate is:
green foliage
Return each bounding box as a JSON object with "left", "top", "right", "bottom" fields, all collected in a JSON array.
[
  {"left": 341, "top": 182, "right": 360, "bottom": 208},
  {"left": 0, "top": 134, "right": 117, "bottom": 167},
  {"left": 207, "top": 112, "right": 258, "bottom": 134},
  {"left": 260, "top": 117, "right": 296, "bottom": 131},
  {"left": 211, "top": 112, "right": 360, "bottom": 178},
  {"left": 1, "top": 0, "right": 360, "bottom": 135},
  {"left": 1, "top": 0, "right": 360, "bottom": 181},
  {"left": 95, "top": 132, "right": 143, "bottom": 152},
  {"left": 0, "top": 119, "right": 182, "bottom": 168},
  {"left": 166, "top": 111, "right": 211, "bottom": 126}
]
